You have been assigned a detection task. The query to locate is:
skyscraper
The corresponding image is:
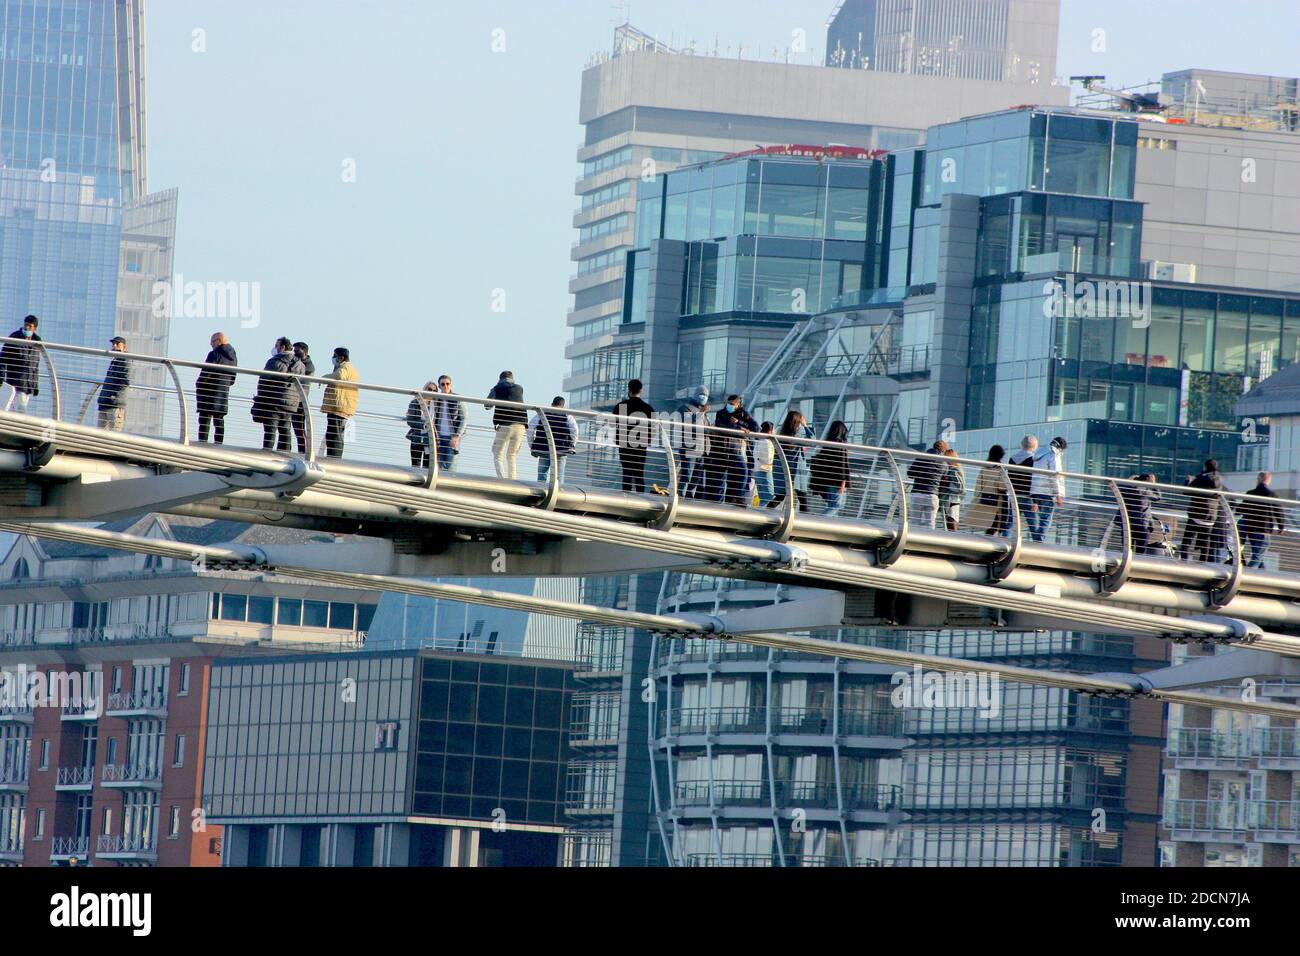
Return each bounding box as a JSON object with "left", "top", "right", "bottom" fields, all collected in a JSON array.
[
  {"left": 0, "top": 0, "right": 176, "bottom": 430},
  {"left": 825, "top": 0, "right": 1059, "bottom": 84}
]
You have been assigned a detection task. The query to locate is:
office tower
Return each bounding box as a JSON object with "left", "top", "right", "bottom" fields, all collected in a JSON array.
[
  {"left": 0, "top": 0, "right": 176, "bottom": 431},
  {"left": 0, "top": 516, "right": 379, "bottom": 867},
  {"left": 561, "top": 17, "right": 1065, "bottom": 867},
  {"left": 568, "top": 22, "right": 1065, "bottom": 408},
  {"left": 825, "top": 0, "right": 1059, "bottom": 83},
  {"left": 597, "top": 88, "right": 1300, "bottom": 864}
]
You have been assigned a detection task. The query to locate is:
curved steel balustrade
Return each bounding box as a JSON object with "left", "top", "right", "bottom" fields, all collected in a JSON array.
[{"left": 2, "top": 340, "right": 1300, "bottom": 633}]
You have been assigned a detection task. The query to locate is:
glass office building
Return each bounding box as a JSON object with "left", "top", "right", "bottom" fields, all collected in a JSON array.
[{"left": 204, "top": 650, "right": 577, "bottom": 867}]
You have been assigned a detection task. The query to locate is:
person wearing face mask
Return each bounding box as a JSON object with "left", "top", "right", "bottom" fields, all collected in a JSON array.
[
  {"left": 319, "top": 347, "right": 359, "bottom": 458},
  {"left": 290, "top": 341, "right": 316, "bottom": 455},
  {"left": 709, "top": 394, "right": 759, "bottom": 506},
  {"left": 0, "top": 315, "right": 42, "bottom": 412},
  {"left": 251, "top": 336, "right": 305, "bottom": 452}
]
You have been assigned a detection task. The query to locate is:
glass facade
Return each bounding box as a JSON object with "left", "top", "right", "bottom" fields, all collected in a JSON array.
[
  {"left": 413, "top": 656, "right": 574, "bottom": 826},
  {"left": 629, "top": 154, "right": 890, "bottom": 322},
  {"left": 0, "top": 0, "right": 147, "bottom": 356}
]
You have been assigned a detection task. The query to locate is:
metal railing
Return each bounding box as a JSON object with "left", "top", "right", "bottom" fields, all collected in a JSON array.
[
  {"left": 55, "top": 766, "right": 94, "bottom": 787},
  {"left": 101, "top": 763, "right": 162, "bottom": 785},
  {"left": 96, "top": 833, "right": 157, "bottom": 857},
  {"left": 50, "top": 836, "right": 90, "bottom": 857},
  {"left": 1162, "top": 798, "right": 1300, "bottom": 834},
  {"left": 106, "top": 690, "right": 168, "bottom": 714},
  {"left": 7, "top": 338, "right": 1300, "bottom": 610}
]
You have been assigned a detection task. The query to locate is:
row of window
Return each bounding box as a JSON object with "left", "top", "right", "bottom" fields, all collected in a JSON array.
[
  {"left": 576, "top": 249, "right": 623, "bottom": 276},
  {"left": 581, "top": 146, "right": 633, "bottom": 178},
  {"left": 580, "top": 179, "right": 632, "bottom": 210},
  {"left": 577, "top": 213, "right": 629, "bottom": 245},
  {"left": 210, "top": 593, "right": 376, "bottom": 632}
]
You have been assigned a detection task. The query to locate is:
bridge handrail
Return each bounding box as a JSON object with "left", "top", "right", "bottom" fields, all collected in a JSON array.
[
  {"left": 10, "top": 338, "right": 1299, "bottom": 598},
  {"left": 15, "top": 339, "right": 1288, "bottom": 518}
]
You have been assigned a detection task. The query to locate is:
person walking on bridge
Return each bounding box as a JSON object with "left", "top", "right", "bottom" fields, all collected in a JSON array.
[
  {"left": 196, "top": 331, "right": 237, "bottom": 444},
  {"left": 96, "top": 336, "right": 130, "bottom": 431},
  {"left": 0, "top": 315, "right": 42, "bottom": 413},
  {"left": 1236, "top": 471, "right": 1286, "bottom": 569},
  {"left": 528, "top": 396, "right": 579, "bottom": 484},
  {"left": 615, "top": 379, "right": 655, "bottom": 494},
  {"left": 291, "top": 341, "right": 316, "bottom": 455},
  {"left": 251, "top": 337, "right": 304, "bottom": 452},
  {"left": 319, "top": 347, "right": 359, "bottom": 458},
  {"left": 488, "top": 370, "right": 527, "bottom": 480}
]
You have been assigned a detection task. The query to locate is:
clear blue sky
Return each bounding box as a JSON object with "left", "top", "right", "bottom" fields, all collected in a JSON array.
[{"left": 145, "top": 0, "right": 1300, "bottom": 394}]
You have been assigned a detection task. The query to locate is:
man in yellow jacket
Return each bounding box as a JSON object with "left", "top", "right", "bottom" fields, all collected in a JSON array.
[{"left": 320, "top": 347, "right": 359, "bottom": 458}]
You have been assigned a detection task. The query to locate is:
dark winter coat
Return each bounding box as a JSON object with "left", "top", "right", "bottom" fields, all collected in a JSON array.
[
  {"left": 97, "top": 356, "right": 130, "bottom": 409},
  {"left": 489, "top": 379, "right": 526, "bottom": 428},
  {"left": 0, "top": 329, "right": 42, "bottom": 396},
  {"left": 1237, "top": 482, "right": 1285, "bottom": 536},
  {"left": 615, "top": 396, "right": 656, "bottom": 452},
  {"left": 251, "top": 351, "right": 305, "bottom": 422},
  {"left": 196, "top": 343, "right": 238, "bottom": 416},
  {"left": 908, "top": 447, "right": 949, "bottom": 496},
  {"left": 1186, "top": 469, "right": 1225, "bottom": 525},
  {"left": 710, "top": 406, "right": 758, "bottom": 458}
]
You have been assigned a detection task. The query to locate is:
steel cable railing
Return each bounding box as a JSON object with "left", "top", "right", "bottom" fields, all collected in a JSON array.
[{"left": 5, "top": 339, "right": 1300, "bottom": 602}]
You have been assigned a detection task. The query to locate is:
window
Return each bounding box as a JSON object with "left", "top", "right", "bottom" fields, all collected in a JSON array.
[
  {"left": 39, "top": 739, "right": 49, "bottom": 770},
  {"left": 10, "top": 557, "right": 29, "bottom": 580},
  {"left": 328, "top": 603, "right": 356, "bottom": 630},
  {"left": 357, "top": 605, "right": 377, "bottom": 633},
  {"left": 102, "top": 807, "right": 112, "bottom": 835},
  {"left": 276, "top": 599, "right": 303, "bottom": 627},
  {"left": 178, "top": 663, "right": 191, "bottom": 696},
  {"left": 302, "top": 601, "right": 329, "bottom": 629},
  {"left": 112, "top": 667, "right": 122, "bottom": 694},
  {"left": 247, "top": 596, "right": 274, "bottom": 625},
  {"left": 35, "top": 808, "right": 45, "bottom": 839},
  {"left": 219, "top": 593, "right": 247, "bottom": 622},
  {"left": 173, "top": 735, "right": 185, "bottom": 767},
  {"left": 168, "top": 806, "right": 181, "bottom": 839},
  {"left": 106, "top": 738, "right": 118, "bottom": 766}
]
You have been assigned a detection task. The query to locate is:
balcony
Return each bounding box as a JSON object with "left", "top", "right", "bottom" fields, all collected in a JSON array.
[
  {"left": 1252, "top": 800, "right": 1300, "bottom": 841},
  {"left": 0, "top": 845, "right": 22, "bottom": 863},
  {"left": 101, "top": 763, "right": 162, "bottom": 790},
  {"left": 96, "top": 834, "right": 158, "bottom": 863},
  {"left": 55, "top": 765, "right": 95, "bottom": 791},
  {"left": 664, "top": 705, "right": 904, "bottom": 740},
  {"left": 0, "top": 705, "right": 33, "bottom": 724},
  {"left": 773, "top": 782, "right": 902, "bottom": 813},
  {"left": 60, "top": 701, "right": 100, "bottom": 722},
  {"left": 49, "top": 836, "right": 90, "bottom": 863},
  {"left": 1163, "top": 798, "right": 1253, "bottom": 837},
  {"left": 1165, "top": 728, "right": 1254, "bottom": 767},
  {"left": 0, "top": 767, "right": 29, "bottom": 792},
  {"left": 1255, "top": 728, "right": 1300, "bottom": 769},
  {"left": 105, "top": 690, "right": 168, "bottom": 719}
]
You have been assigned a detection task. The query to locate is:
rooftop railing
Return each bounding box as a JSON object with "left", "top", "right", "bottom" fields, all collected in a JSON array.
[{"left": 4, "top": 338, "right": 1300, "bottom": 613}]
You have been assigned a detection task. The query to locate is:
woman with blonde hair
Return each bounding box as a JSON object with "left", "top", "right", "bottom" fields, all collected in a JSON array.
[{"left": 405, "top": 380, "right": 439, "bottom": 468}]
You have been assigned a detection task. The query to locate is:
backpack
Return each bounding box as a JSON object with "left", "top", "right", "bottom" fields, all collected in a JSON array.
[{"left": 1007, "top": 450, "right": 1035, "bottom": 499}]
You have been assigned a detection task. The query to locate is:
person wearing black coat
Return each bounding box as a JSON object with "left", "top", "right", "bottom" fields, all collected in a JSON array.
[
  {"left": 614, "top": 379, "right": 656, "bottom": 494},
  {"left": 251, "top": 337, "right": 305, "bottom": 452},
  {"left": 0, "top": 315, "right": 42, "bottom": 412},
  {"left": 196, "top": 332, "right": 238, "bottom": 444},
  {"left": 707, "top": 394, "right": 759, "bottom": 505},
  {"left": 488, "top": 370, "right": 527, "bottom": 479},
  {"left": 96, "top": 336, "right": 130, "bottom": 431},
  {"left": 1237, "top": 472, "right": 1286, "bottom": 568},
  {"left": 291, "top": 341, "right": 316, "bottom": 454},
  {"left": 808, "top": 420, "right": 851, "bottom": 516},
  {"left": 1119, "top": 474, "right": 1162, "bottom": 555},
  {"left": 1180, "top": 459, "right": 1226, "bottom": 562}
]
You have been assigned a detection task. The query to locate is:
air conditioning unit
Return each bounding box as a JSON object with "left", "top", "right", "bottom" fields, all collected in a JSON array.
[{"left": 1147, "top": 261, "right": 1197, "bottom": 283}]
